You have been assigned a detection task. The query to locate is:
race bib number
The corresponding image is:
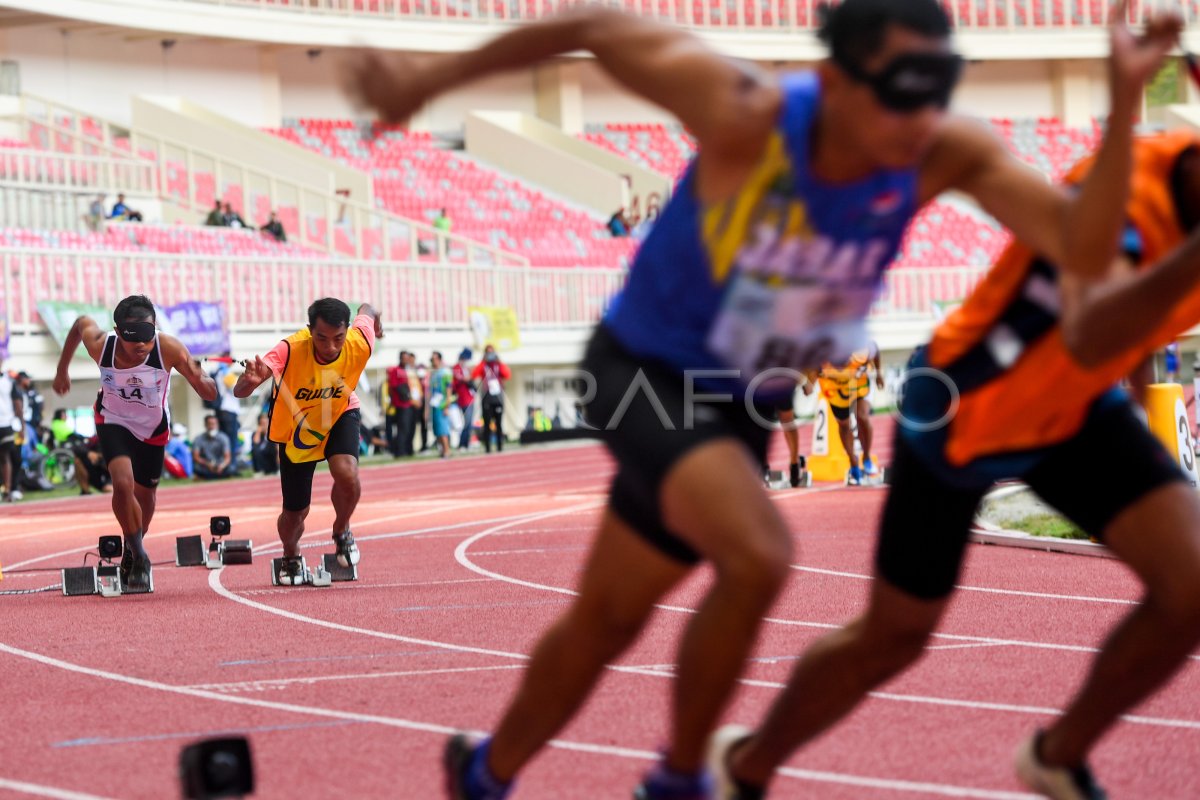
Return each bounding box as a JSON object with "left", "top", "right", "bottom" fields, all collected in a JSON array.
[
  {"left": 487, "top": 378, "right": 501, "bottom": 396},
  {"left": 707, "top": 274, "right": 873, "bottom": 389},
  {"left": 105, "top": 373, "right": 162, "bottom": 408}
]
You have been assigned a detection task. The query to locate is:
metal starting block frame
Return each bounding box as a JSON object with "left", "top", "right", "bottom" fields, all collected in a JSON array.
[
  {"left": 175, "top": 535, "right": 253, "bottom": 569},
  {"left": 61, "top": 563, "right": 154, "bottom": 597},
  {"left": 764, "top": 469, "right": 813, "bottom": 490},
  {"left": 270, "top": 553, "right": 357, "bottom": 587}
]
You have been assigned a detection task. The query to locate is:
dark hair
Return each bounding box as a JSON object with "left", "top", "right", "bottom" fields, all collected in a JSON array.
[
  {"left": 113, "top": 295, "right": 156, "bottom": 325},
  {"left": 818, "top": 0, "right": 951, "bottom": 70},
  {"left": 307, "top": 297, "right": 351, "bottom": 330},
  {"left": 431, "top": 350, "right": 442, "bottom": 361},
  {"left": 205, "top": 414, "right": 218, "bottom": 423},
  {"left": 54, "top": 409, "right": 67, "bottom": 420}
]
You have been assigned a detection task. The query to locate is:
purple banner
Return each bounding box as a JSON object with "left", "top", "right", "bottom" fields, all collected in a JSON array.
[
  {"left": 0, "top": 304, "right": 8, "bottom": 361},
  {"left": 161, "top": 301, "right": 229, "bottom": 358}
]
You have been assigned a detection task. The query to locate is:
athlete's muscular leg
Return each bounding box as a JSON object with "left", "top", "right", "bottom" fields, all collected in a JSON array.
[
  {"left": 855, "top": 399, "right": 874, "bottom": 465},
  {"left": 133, "top": 483, "right": 158, "bottom": 534},
  {"left": 779, "top": 409, "right": 800, "bottom": 466},
  {"left": 278, "top": 506, "right": 310, "bottom": 557},
  {"left": 836, "top": 418, "right": 858, "bottom": 467},
  {"left": 328, "top": 454, "right": 361, "bottom": 536},
  {"left": 107, "top": 457, "right": 143, "bottom": 537}
]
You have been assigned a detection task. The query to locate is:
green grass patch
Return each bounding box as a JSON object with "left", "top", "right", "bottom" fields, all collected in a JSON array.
[{"left": 1008, "top": 513, "right": 1089, "bottom": 540}]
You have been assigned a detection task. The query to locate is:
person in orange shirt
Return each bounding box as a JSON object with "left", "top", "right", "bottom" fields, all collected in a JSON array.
[
  {"left": 236, "top": 298, "right": 383, "bottom": 585},
  {"left": 711, "top": 131, "right": 1200, "bottom": 800}
]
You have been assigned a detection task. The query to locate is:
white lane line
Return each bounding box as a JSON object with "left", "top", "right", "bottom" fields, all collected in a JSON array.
[
  {"left": 0, "top": 641, "right": 1041, "bottom": 799},
  {"left": 790, "top": 565, "right": 1138, "bottom": 606},
  {"left": 0, "top": 779, "right": 115, "bottom": 800},
  {"left": 182, "top": 664, "right": 527, "bottom": 693}
]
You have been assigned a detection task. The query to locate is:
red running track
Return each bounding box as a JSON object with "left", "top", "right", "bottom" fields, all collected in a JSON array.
[{"left": 0, "top": 421, "right": 1197, "bottom": 799}]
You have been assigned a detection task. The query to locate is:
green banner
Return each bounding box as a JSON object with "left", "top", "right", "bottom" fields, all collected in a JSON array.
[{"left": 37, "top": 301, "right": 112, "bottom": 358}]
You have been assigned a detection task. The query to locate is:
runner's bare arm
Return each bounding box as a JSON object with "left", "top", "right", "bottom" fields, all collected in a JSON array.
[
  {"left": 160, "top": 335, "right": 218, "bottom": 402},
  {"left": 356, "top": 303, "right": 384, "bottom": 339},
  {"left": 52, "top": 316, "right": 107, "bottom": 396},
  {"left": 344, "top": 8, "right": 779, "bottom": 193},
  {"left": 921, "top": 5, "right": 1180, "bottom": 278},
  {"left": 1061, "top": 231, "right": 1200, "bottom": 366}
]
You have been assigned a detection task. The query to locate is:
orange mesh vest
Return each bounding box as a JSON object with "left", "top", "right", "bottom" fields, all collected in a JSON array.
[{"left": 924, "top": 132, "right": 1199, "bottom": 465}]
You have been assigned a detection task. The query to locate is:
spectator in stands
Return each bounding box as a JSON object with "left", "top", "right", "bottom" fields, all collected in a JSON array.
[
  {"left": 606, "top": 208, "right": 630, "bottom": 237},
  {"left": 72, "top": 435, "right": 110, "bottom": 496},
  {"left": 1164, "top": 341, "right": 1180, "bottom": 382},
  {"left": 452, "top": 348, "right": 476, "bottom": 450},
  {"left": 222, "top": 203, "right": 247, "bottom": 229},
  {"left": 414, "top": 359, "right": 430, "bottom": 452},
  {"left": 428, "top": 351, "right": 453, "bottom": 458},
  {"left": 386, "top": 351, "right": 416, "bottom": 457},
  {"left": 193, "top": 414, "right": 236, "bottom": 479},
  {"left": 250, "top": 412, "right": 278, "bottom": 475},
  {"left": 16, "top": 372, "right": 42, "bottom": 430},
  {"left": 526, "top": 406, "right": 552, "bottom": 432},
  {"left": 261, "top": 211, "right": 287, "bottom": 243},
  {"left": 49, "top": 409, "right": 72, "bottom": 446},
  {"left": 211, "top": 354, "right": 243, "bottom": 466},
  {"left": 109, "top": 194, "right": 143, "bottom": 222},
  {"left": 204, "top": 200, "right": 225, "bottom": 227},
  {"left": 472, "top": 344, "right": 510, "bottom": 452},
  {"left": 433, "top": 207, "right": 452, "bottom": 234},
  {"left": 165, "top": 422, "right": 193, "bottom": 479},
  {"left": 631, "top": 207, "right": 659, "bottom": 241},
  {"left": 84, "top": 194, "right": 105, "bottom": 233}
]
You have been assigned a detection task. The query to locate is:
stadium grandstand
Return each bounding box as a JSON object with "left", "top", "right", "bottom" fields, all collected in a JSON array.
[{"left": 2, "top": 3, "right": 1200, "bottom": 795}]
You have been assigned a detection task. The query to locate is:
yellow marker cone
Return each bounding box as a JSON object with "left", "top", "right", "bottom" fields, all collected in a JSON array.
[
  {"left": 808, "top": 397, "right": 852, "bottom": 482},
  {"left": 1143, "top": 383, "right": 1199, "bottom": 487}
]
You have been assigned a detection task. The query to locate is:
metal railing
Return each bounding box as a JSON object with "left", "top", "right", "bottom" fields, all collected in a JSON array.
[
  {"left": 0, "top": 150, "right": 158, "bottom": 195},
  {"left": 148, "top": 0, "right": 1191, "bottom": 30},
  {"left": 1, "top": 248, "right": 986, "bottom": 337},
  {"left": 0, "top": 248, "right": 623, "bottom": 333},
  {"left": 7, "top": 95, "right": 530, "bottom": 267}
]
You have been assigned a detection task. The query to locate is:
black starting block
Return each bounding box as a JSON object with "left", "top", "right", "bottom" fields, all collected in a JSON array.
[
  {"left": 62, "top": 535, "right": 155, "bottom": 597},
  {"left": 764, "top": 469, "right": 813, "bottom": 490},
  {"left": 269, "top": 552, "right": 357, "bottom": 587},
  {"left": 177, "top": 518, "right": 252, "bottom": 570},
  {"left": 61, "top": 566, "right": 99, "bottom": 596}
]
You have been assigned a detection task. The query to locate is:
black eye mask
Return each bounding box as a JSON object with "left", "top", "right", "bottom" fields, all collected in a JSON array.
[
  {"left": 118, "top": 320, "right": 156, "bottom": 343},
  {"left": 837, "top": 51, "right": 964, "bottom": 113}
]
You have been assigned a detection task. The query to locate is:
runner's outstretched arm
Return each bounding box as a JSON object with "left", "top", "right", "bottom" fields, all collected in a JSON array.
[
  {"left": 159, "top": 335, "right": 218, "bottom": 402},
  {"left": 52, "top": 317, "right": 107, "bottom": 396},
  {"left": 345, "top": 8, "right": 779, "bottom": 160}
]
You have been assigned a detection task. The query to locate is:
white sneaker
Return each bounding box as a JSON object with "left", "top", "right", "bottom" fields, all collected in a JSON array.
[
  {"left": 707, "top": 724, "right": 760, "bottom": 800},
  {"left": 1015, "top": 733, "right": 1107, "bottom": 800},
  {"left": 10, "top": 489, "right": 22, "bottom": 501}
]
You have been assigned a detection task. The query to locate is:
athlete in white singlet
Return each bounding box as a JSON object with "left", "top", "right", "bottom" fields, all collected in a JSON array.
[{"left": 54, "top": 295, "right": 217, "bottom": 590}]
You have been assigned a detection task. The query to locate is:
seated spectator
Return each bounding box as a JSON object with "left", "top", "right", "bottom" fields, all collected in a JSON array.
[
  {"left": 72, "top": 435, "right": 111, "bottom": 496},
  {"left": 607, "top": 209, "right": 629, "bottom": 238},
  {"left": 222, "top": 203, "right": 247, "bottom": 229},
  {"left": 360, "top": 424, "right": 389, "bottom": 456},
  {"left": 49, "top": 409, "right": 72, "bottom": 446},
  {"left": 83, "top": 194, "right": 105, "bottom": 233},
  {"left": 193, "top": 414, "right": 237, "bottom": 479},
  {"left": 204, "top": 200, "right": 225, "bottom": 226},
  {"left": 433, "top": 208, "right": 451, "bottom": 234},
  {"left": 249, "top": 412, "right": 278, "bottom": 475},
  {"left": 109, "top": 193, "right": 143, "bottom": 222},
  {"left": 165, "top": 422, "right": 194, "bottom": 479},
  {"left": 261, "top": 211, "right": 287, "bottom": 243}
]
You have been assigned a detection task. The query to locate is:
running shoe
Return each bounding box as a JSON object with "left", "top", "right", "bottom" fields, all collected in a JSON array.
[
  {"left": 847, "top": 465, "right": 863, "bottom": 486},
  {"left": 863, "top": 456, "right": 878, "bottom": 475},
  {"left": 633, "top": 760, "right": 713, "bottom": 800},
  {"left": 276, "top": 555, "right": 306, "bottom": 586},
  {"left": 707, "top": 725, "right": 765, "bottom": 800},
  {"left": 333, "top": 529, "right": 360, "bottom": 568},
  {"left": 9, "top": 489, "right": 22, "bottom": 501},
  {"left": 789, "top": 462, "right": 802, "bottom": 488},
  {"left": 124, "top": 552, "right": 152, "bottom": 591},
  {"left": 1015, "top": 732, "right": 1108, "bottom": 800},
  {"left": 444, "top": 734, "right": 511, "bottom": 800}
]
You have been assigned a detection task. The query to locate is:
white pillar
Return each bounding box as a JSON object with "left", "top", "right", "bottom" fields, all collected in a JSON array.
[{"left": 534, "top": 62, "right": 583, "bottom": 135}]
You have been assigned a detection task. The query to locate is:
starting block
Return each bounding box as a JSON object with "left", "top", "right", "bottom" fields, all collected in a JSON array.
[
  {"left": 177, "top": 517, "right": 253, "bottom": 570},
  {"left": 846, "top": 467, "right": 891, "bottom": 487},
  {"left": 62, "top": 536, "right": 154, "bottom": 597},
  {"left": 764, "top": 469, "right": 813, "bottom": 490},
  {"left": 269, "top": 552, "right": 358, "bottom": 587}
]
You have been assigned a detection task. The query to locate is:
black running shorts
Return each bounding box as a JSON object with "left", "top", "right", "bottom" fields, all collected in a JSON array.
[
  {"left": 877, "top": 400, "right": 1186, "bottom": 600},
  {"left": 278, "top": 410, "right": 361, "bottom": 512},
  {"left": 97, "top": 424, "right": 165, "bottom": 488},
  {"left": 581, "top": 326, "right": 773, "bottom": 565}
]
